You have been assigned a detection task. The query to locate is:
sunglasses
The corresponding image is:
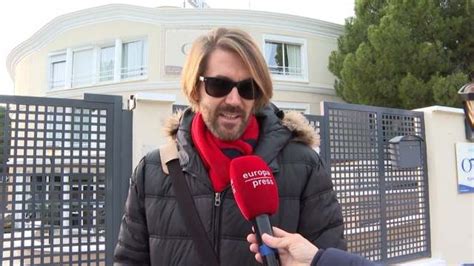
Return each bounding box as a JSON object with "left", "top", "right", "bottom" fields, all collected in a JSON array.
[{"left": 199, "top": 76, "right": 261, "bottom": 100}]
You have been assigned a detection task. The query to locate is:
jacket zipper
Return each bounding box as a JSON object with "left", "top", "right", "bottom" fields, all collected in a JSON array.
[
  {"left": 213, "top": 191, "right": 221, "bottom": 256},
  {"left": 212, "top": 189, "right": 227, "bottom": 260},
  {"left": 214, "top": 192, "right": 221, "bottom": 207}
]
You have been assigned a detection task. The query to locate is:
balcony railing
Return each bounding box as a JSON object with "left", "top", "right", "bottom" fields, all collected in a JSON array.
[{"left": 48, "top": 65, "right": 148, "bottom": 89}]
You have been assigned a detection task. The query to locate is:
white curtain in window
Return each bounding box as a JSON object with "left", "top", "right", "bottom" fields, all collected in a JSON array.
[
  {"left": 51, "top": 62, "right": 65, "bottom": 88},
  {"left": 52, "top": 62, "right": 66, "bottom": 85},
  {"left": 265, "top": 42, "right": 282, "bottom": 74},
  {"left": 100, "top": 46, "right": 115, "bottom": 81},
  {"left": 72, "top": 49, "right": 93, "bottom": 87},
  {"left": 286, "top": 44, "right": 301, "bottom": 75},
  {"left": 50, "top": 54, "right": 66, "bottom": 88},
  {"left": 122, "top": 41, "right": 144, "bottom": 78}
]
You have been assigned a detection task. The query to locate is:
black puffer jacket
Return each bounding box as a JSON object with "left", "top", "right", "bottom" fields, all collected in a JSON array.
[{"left": 114, "top": 105, "right": 346, "bottom": 265}]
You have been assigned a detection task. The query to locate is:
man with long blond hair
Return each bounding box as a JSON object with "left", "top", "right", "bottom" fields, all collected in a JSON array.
[{"left": 114, "top": 28, "right": 345, "bottom": 265}]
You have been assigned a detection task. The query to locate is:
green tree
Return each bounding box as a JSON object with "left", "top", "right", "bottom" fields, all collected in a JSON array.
[{"left": 329, "top": 0, "right": 473, "bottom": 109}]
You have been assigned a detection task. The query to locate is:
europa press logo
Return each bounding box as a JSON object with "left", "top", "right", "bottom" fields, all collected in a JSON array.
[{"left": 242, "top": 169, "right": 274, "bottom": 189}]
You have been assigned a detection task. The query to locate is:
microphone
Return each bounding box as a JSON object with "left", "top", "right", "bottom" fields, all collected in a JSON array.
[{"left": 230, "top": 155, "right": 280, "bottom": 266}]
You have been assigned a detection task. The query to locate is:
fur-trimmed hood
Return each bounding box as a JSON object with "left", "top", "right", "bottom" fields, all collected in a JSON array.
[{"left": 163, "top": 107, "right": 320, "bottom": 148}]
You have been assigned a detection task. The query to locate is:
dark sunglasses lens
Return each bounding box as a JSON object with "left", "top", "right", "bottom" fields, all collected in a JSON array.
[
  {"left": 205, "top": 78, "right": 232, "bottom": 97},
  {"left": 204, "top": 77, "right": 260, "bottom": 99},
  {"left": 238, "top": 79, "right": 260, "bottom": 100}
]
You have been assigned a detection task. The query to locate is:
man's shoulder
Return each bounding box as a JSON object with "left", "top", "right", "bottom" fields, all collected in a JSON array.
[
  {"left": 280, "top": 141, "right": 322, "bottom": 165},
  {"left": 142, "top": 148, "right": 162, "bottom": 165}
]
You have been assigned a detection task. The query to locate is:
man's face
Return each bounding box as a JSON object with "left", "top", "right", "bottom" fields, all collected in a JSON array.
[{"left": 198, "top": 49, "right": 255, "bottom": 141}]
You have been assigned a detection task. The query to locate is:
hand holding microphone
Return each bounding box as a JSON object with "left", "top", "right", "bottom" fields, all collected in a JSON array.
[
  {"left": 247, "top": 227, "right": 318, "bottom": 266},
  {"left": 230, "top": 155, "right": 280, "bottom": 266}
]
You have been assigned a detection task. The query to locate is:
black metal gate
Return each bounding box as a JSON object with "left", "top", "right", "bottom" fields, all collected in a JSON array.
[
  {"left": 320, "top": 102, "right": 430, "bottom": 264},
  {"left": 0, "top": 94, "right": 132, "bottom": 265}
]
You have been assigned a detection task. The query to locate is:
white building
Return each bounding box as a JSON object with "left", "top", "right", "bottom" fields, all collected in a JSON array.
[
  {"left": 7, "top": 4, "right": 346, "bottom": 163},
  {"left": 7, "top": 4, "right": 344, "bottom": 114}
]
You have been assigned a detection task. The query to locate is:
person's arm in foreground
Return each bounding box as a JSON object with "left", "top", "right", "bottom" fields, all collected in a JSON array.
[{"left": 247, "top": 226, "right": 378, "bottom": 266}]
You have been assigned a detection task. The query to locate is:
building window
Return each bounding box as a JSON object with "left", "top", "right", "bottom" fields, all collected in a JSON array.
[
  {"left": 72, "top": 48, "right": 94, "bottom": 87},
  {"left": 266, "top": 42, "right": 301, "bottom": 75},
  {"left": 49, "top": 53, "right": 66, "bottom": 89},
  {"left": 263, "top": 35, "right": 307, "bottom": 81},
  {"left": 122, "top": 40, "right": 146, "bottom": 79},
  {"left": 99, "top": 46, "right": 115, "bottom": 82},
  {"left": 47, "top": 38, "right": 147, "bottom": 90}
]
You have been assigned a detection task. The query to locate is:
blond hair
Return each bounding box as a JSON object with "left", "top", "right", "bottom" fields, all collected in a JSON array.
[{"left": 181, "top": 28, "right": 273, "bottom": 111}]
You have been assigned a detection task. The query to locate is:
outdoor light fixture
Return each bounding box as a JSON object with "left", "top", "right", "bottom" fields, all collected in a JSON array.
[{"left": 458, "top": 82, "right": 474, "bottom": 141}]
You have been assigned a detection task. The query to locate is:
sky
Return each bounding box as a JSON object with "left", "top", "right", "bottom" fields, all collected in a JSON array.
[{"left": 0, "top": 0, "right": 355, "bottom": 95}]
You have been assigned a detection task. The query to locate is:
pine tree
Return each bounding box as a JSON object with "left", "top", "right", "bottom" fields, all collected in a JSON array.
[{"left": 329, "top": 0, "right": 473, "bottom": 109}]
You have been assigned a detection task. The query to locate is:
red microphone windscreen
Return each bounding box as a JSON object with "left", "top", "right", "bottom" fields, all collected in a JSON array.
[{"left": 230, "top": 155, "right": 279, "bottom": 221}]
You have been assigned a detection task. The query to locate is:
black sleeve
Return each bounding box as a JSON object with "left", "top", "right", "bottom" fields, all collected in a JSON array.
[
  {"left": 113, "top": 157, "right": 151, "bottom": 265},
  {"left": 298, "top": 154, "right": 347, "bottom": 250},
  {"left": 312, "top": 248, "right": 379, "bottom": 266}
]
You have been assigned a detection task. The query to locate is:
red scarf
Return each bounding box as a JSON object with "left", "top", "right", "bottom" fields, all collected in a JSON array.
[{"left": 191, "top": 113, "right": 259, "bottom": 192}]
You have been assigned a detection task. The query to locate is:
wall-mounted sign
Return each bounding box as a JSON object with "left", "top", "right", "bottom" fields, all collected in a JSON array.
[
  {"left": 165, "top": 65, "right": 182, "bottom": 75},
  {"left": 181, "top": 42, "right": 192, "bottom": 55},
  {"left": 164, "top": 29, "right": 208, "bottom": 76},
  {"left": 455, "top": 142, "right": 474, "bottom": 193}
]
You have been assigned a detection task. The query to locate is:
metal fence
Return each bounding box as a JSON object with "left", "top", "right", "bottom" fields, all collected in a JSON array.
[
  {"left": 320, "top": 102, "right": 430, "bottom": 264},
  {"left": 0, "top": 94, "right": 132, "bottom": 266},
  {"left": 0, "top": 98, "right": 428, "bottom": 265}
]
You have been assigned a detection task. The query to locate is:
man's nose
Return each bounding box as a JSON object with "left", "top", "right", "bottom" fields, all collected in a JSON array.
[{"left": 224, "top": 87, "right": 242, "bottom": 105}]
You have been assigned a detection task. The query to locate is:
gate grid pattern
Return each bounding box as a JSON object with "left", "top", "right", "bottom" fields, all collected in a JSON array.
[
  {"left": 321, "top": 102, "right": 430, "bottom": 264},
  {"left": 0, "top": 95, "right": 132, "bottom": 266},
  {"left": 304, "top": 115, "right": 326, "bottom": 160}
]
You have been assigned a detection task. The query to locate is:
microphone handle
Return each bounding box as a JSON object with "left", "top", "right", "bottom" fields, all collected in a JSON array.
[{"left": 252, "top": 214, "right": 280, "bottom": 266}]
